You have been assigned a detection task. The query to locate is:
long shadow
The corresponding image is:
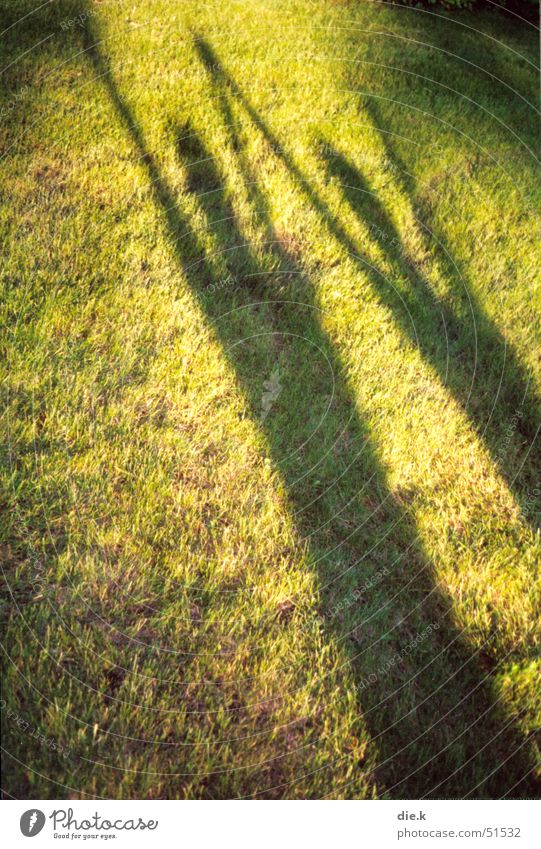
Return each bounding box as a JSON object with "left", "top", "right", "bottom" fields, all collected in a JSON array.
[
  {"left": 334, "top": 8, "right": 540, "bottom": 518},
  {"left": 319, "top": 129, "right": 540, "bottom": 516},
  {"left": 344, "top": 96, "right": 540, "bottom": 523},
  {"left": 80, "top": 28, "right": 539, "bottom": 798},
  {"left": 197, "top": 37, "right": 540, "bottom": 534}
]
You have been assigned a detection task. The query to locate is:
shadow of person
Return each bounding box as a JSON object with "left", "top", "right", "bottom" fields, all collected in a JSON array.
[
  {"left": 192, "top": 35, "right": 540, "bottom": 530},
  {"left": 318, "top": 106, "right": 540, "bottom": 532},
  {"left": 78, "top": 28, "right": 538, "bottom": 798}
]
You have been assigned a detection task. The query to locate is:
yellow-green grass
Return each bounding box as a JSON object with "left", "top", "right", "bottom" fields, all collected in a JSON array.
[{"left": 1, "top": 0, "right": 539, "bottom": 799}]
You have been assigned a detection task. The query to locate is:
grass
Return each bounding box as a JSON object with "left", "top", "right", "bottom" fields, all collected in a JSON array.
[{"left": 1, "top": 0, "right": 540, "bottom": 799}]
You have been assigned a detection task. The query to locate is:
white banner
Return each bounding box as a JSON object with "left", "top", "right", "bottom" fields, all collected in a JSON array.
[{"left": 2, "top": 800, "right": 539, "bottom": 848}]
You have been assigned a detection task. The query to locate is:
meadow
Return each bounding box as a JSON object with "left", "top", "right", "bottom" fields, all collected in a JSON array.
[{"left": 1, "top": 0, "right": 540, "bottom": 798}]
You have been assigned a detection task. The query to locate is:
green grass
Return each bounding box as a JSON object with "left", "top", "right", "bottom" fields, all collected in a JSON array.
[{"left": 1, "top": 0, "right": 540, "bottom": 799}]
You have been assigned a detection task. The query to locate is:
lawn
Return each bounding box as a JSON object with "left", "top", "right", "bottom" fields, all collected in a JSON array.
[{"left": 1, "top": 0, "right": 540, "bottom": 799}]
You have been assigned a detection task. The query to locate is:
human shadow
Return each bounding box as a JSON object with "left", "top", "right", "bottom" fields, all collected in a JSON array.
[
  {"left": 79, "top": 28, "right": 539, "bottom": 798},
  {"left": 194, "top": 37, "right": 540, "bottom": 531},
  {"left": 326, "top": 96, "right": 540, "bottom": 527},
  {"left": 336, "top": 6, "right": 540, "bottom": 518}
]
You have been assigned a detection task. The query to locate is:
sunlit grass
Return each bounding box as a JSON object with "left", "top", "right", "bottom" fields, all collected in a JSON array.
[{"left": 1, "top": 0, "right": 539, "bottom": 799}]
